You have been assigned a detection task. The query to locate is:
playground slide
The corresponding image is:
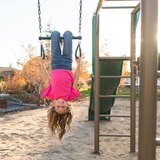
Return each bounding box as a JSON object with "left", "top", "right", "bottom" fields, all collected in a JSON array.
[{"left": 88, "top": 58, "right": 123, "bottom": 121}]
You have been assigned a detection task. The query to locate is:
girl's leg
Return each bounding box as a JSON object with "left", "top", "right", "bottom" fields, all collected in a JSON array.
[
  {"left": 62, "top": 31, "right": 73, "bottom": 71},
  {"left": 51, "top": 31, "right": 61, "bottom": 70}
]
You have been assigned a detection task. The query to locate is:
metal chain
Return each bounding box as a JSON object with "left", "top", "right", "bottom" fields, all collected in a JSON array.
[
  {"left": 38, "top": 0, "right": 45, "bottom": 59},
  {"left": 38, "top": 0, "right": 42, "bottom": 35},
  {"left": 38, "top": 0, "right": 82, "bottom": 40},
  {"left": 78, "top": 0, "right": 82, "bottom": 43},
  {"left": 75, "top": 0, "right": 82, "bottom": 59}
]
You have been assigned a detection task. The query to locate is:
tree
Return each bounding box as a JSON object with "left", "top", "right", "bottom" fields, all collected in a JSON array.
[
  {"left": 11, "top": 45, "right": 49, "bottom": 105},
  {"left": 6, "top": 70, "right": 26, "bottom": 92}
]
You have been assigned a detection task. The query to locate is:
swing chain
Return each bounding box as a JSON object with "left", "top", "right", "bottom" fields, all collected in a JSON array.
[
  {"left": 78, "top": 0, "right": 82, "bottom": 42},
  {"left": 38, "top": 0, "right": 82, "bottom": 59},
  {"left": 75, "top": 0, "right": 82, "bottom": 59},
  {"left": 38, "top": 0, "right": 45, "bottom": 59},
  {"left": 38, "top": 0, "right": 42, "bottom": 35}
]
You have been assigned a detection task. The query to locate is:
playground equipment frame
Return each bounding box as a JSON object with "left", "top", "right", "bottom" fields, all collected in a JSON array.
[
  {"left": 93, "top": 0, "right": 159, "bottom": 159},
  {"left": 138, "top": 0, "right": 158, "bottom": 159}
]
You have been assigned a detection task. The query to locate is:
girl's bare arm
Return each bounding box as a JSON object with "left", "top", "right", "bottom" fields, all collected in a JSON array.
[
  {"left": 41, "top": 60, "right": 50, "bottom": 86},
  {"left": 73, "top": 58, "right": 81, "bottom": 89}
]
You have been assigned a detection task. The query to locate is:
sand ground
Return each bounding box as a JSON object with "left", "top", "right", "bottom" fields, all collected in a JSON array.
[{"left": 0, "top": 98, "right": 160, "bottom": 160}]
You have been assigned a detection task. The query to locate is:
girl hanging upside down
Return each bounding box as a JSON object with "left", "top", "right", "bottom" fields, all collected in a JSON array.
[{"left": 41, "top": 31, "right": 81, "bottom": 141}]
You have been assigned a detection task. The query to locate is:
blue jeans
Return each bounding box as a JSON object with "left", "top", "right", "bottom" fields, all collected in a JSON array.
[{"left": 51, "top": 31, "right": 73, "bottom": 71}]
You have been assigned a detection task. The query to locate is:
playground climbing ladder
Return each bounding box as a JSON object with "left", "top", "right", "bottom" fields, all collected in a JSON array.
[{"left": 92, "top": 0, "right": 140, "bottom": 154}]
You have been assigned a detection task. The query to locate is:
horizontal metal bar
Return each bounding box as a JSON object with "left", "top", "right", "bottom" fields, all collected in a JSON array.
[
  {"left": 39, "top": 36, "right": 82, "bottom": 40},
  {"left": 100, "top": 75, "right": 131, "bottom": 78},
  {"left": 102, "top": 6, "right": 136, "bottom": 9},
  {"left": 105, "top": 0, "right": 140, "bottom": 2},
  {"left": 99, "top": 95, "right": 131, "bottom": 98},
  {"left": 100, "top": 134, "right": 130, "bottom": 137},
  {"left": 99, "top": 57, "right": 130, "bottom": 60},
  {"left": 99, "top": 114, "right": 130, "bottom": 117}
]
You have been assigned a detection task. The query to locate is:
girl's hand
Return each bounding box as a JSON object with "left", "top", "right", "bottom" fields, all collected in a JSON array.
[
  {"left": 41, "top": 59, "right": 48, "bottom": 68},
  {"left": 75, "top": 57, "right": 81, "bottom": 64}
]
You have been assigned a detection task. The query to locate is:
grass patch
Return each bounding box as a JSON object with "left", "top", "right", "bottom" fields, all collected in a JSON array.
[
  {"left": 79, "top": 86, "right": 160, "bottom": 101},
  {"left": 116, "top": 87, "right": 139, "bottom": 98},
  {"left": 117, "top": 87, "right": 160, "bottom": 100}
]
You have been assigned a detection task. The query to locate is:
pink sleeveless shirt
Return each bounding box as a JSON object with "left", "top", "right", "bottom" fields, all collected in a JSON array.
[{"left": 41, "top": 69, "right": 81, "bottom": 101}]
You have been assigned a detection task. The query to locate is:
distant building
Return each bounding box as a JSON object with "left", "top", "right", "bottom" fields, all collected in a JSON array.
[{"left": 0, "top": 67, "right": 16, "bottom": 80}]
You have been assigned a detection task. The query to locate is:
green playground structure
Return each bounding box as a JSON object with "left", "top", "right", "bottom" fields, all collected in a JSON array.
[{"left": 88, "top": 58, "right": 123, "bottom": 121}]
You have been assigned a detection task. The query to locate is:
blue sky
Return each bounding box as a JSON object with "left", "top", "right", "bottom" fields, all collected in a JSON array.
[{"left": 0, "top": 0, "right": 159, "bottom": 69}]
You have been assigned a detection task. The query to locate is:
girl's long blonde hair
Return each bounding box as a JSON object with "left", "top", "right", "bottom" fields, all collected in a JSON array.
[{"left": 47, "top": 106, "right": 73, "bottom": 140}]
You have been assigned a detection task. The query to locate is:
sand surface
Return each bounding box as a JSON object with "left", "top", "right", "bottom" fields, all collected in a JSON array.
[{"left": 1, "top": 98, "right": 160, "bottom": 160}]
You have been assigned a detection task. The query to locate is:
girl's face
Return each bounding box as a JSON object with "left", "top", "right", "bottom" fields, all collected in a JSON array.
[{"left": 53, "top": 99, "right": 69, "bottom": 114}]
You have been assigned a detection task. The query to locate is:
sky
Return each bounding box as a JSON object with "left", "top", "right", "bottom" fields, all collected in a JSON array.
[
  {"left": 0, "top": 0, "right": 98, "bottom": 69},
  {"left": 0, "top": 0, "right": 159, "bottom": 69}
]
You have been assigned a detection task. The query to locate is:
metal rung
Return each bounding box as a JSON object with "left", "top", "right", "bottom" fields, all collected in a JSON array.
[
  {"left": 99, "top": 114, "right": 130, "bottom": 118},
  {"left": 100, "top": 134, "right": 130, "bottom": 137},
  {"left": 100, "top": 75, "right": 131, "bottom": 78},
  {"left": 39, "top": 36, "right": 82, "bottom": 40},
  {"left": 99, "top": 57, "right": 130, "bottom": 60},
  {"left": 105, "top": 0, "right": 140, "bottom": 1},
  {"left": 99, "top": 95, "right": 131, "bottom": 98},
  {"left": 102, "top": 6, "right": 136, "bottom": 9}
]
